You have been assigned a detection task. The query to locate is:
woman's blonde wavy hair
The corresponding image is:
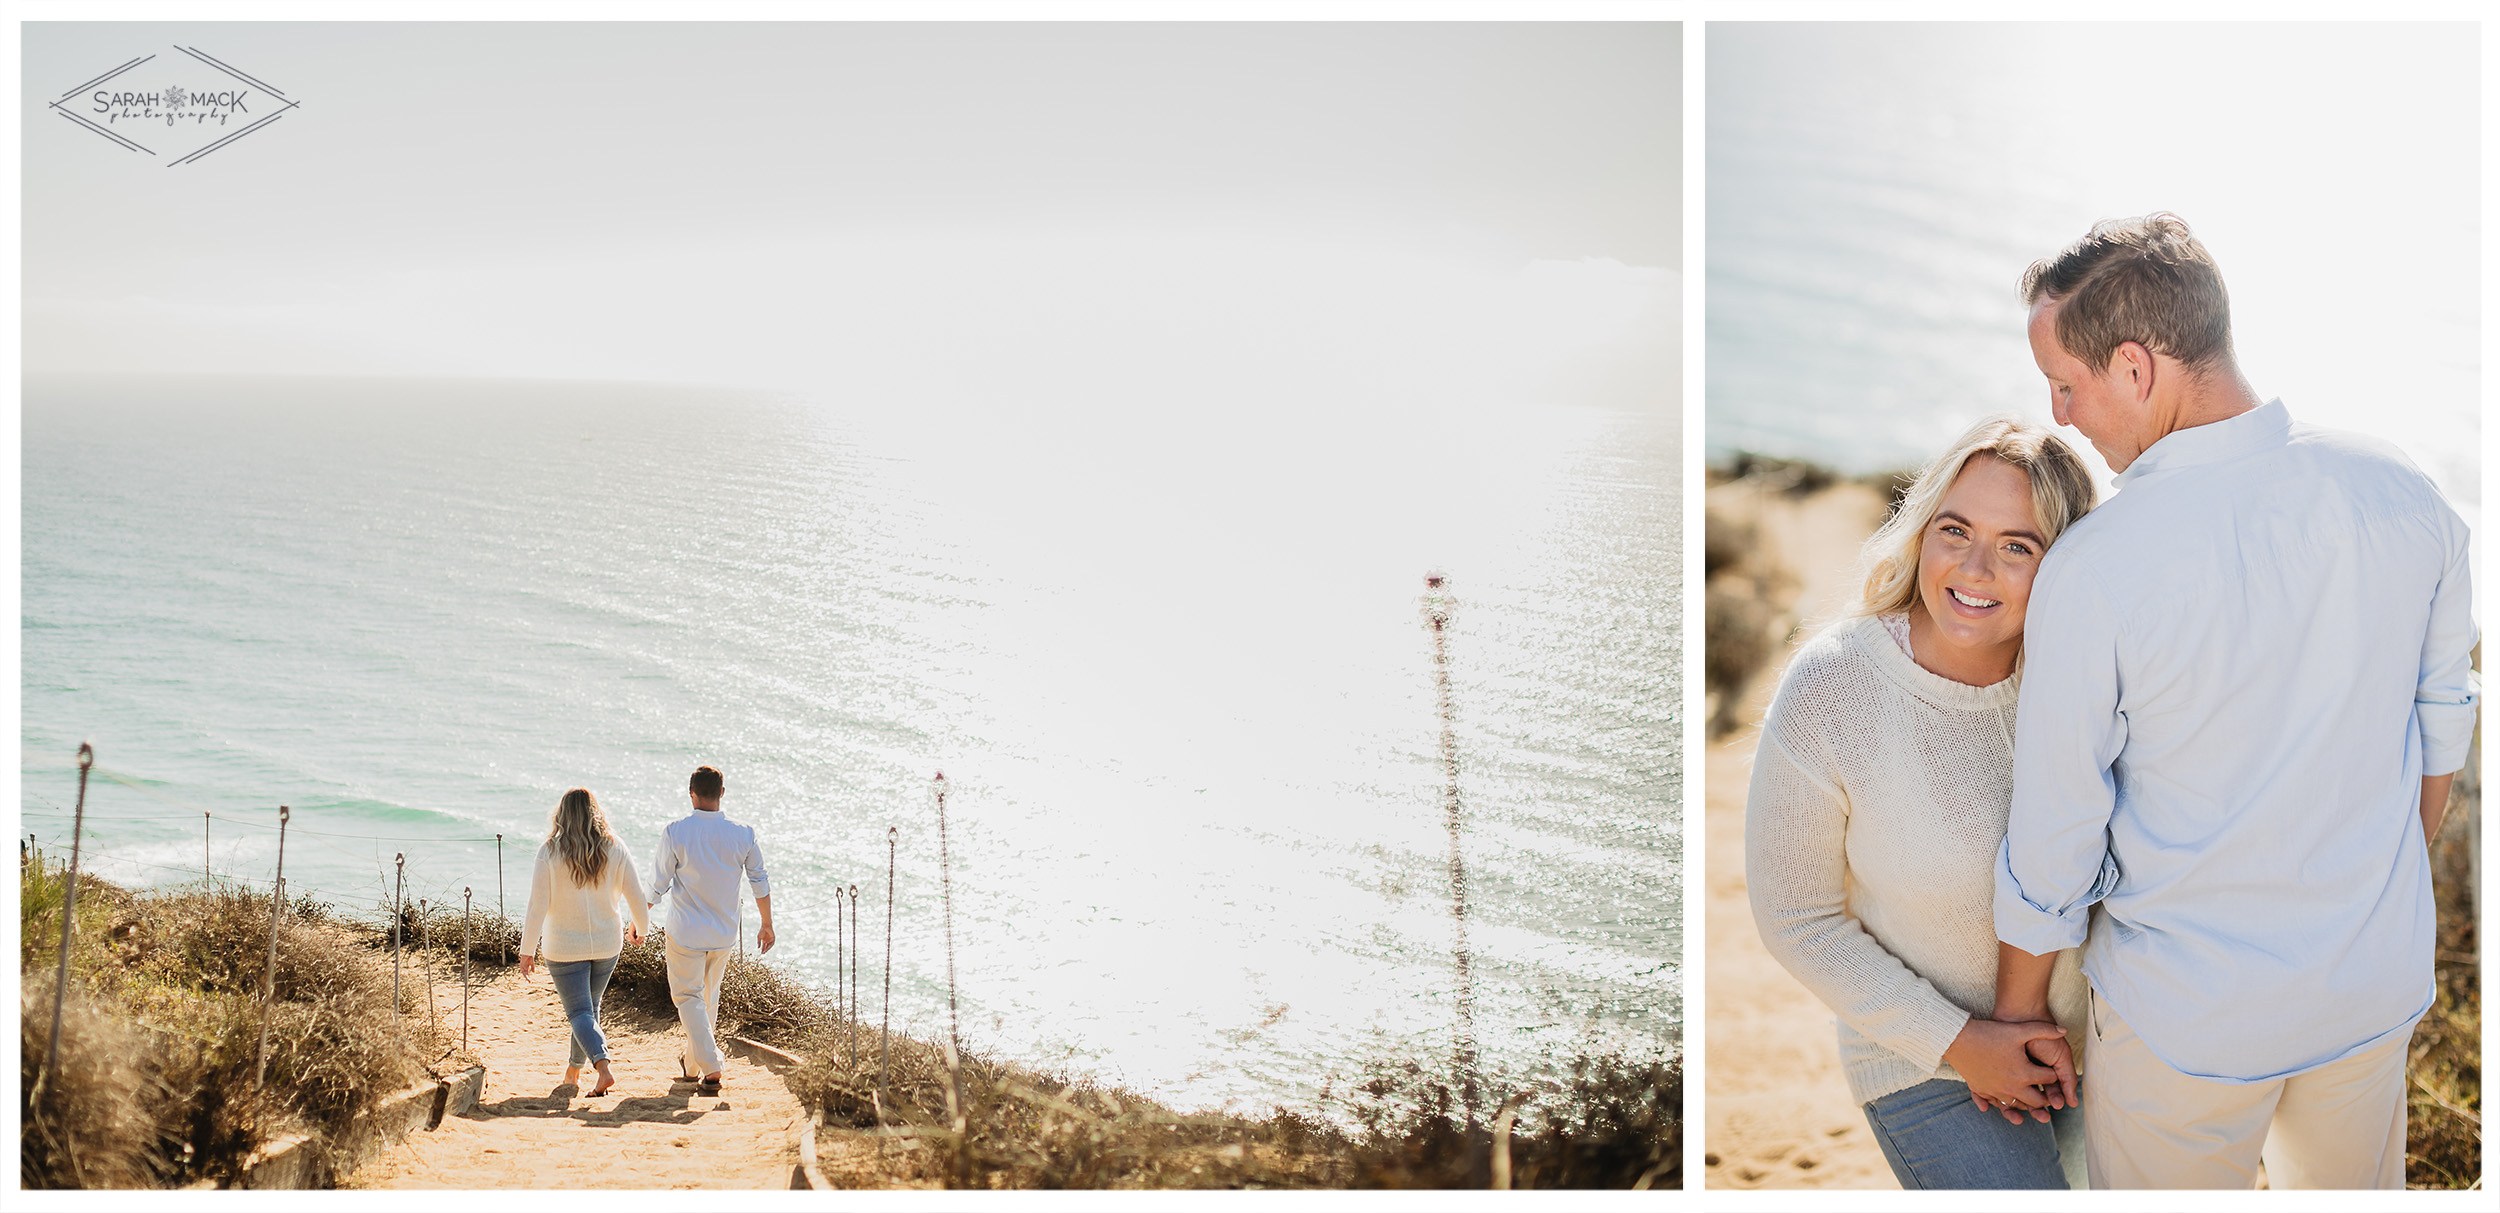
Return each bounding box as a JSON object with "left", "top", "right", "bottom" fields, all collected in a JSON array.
[
  {"left": 1855, "top": 416, "right": 2098, "bottom": 618},
  {"left": 547, "top": 787, "right": 615, "bottom": 887}
]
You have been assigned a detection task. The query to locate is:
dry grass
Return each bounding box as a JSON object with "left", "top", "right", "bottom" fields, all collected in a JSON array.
[
  {"left": 1703, "top": 491, "right": 1794, "bottom": 738},
  {"left": 20, "top": 852, "right": 442, "bottom": 1189},
  {"left": 1721, "top": 452, "right": 1837, "bottom": 498},
  {"left": 376, "top": 896, "right": 521, "bottom": 968},
  {"left": 26, "top": 857, "right": 1681, "bottom": 1190},
  {"left": 1335, "top": 1052, "right": 1683, "bottom": 1189},
  {"left": 2406, "top": 742, "right": 2481, "bottom": 1190},
  {"left": 593, "top": 930, "right": 1680, "bottom": 1189}
]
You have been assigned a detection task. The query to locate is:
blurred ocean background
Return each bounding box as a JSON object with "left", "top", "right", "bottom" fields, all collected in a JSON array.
[
  {"left": 1708, "top": 23, "right": 2478, "bottom": 530},
  {"left": 20, "top": 369, "right": 1679, "bottom": 1117}
]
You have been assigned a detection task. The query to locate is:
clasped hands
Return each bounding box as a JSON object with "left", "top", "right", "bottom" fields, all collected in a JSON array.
[{"left": 1943, "top": 1016, "right": 2078, "bottom": 1126}]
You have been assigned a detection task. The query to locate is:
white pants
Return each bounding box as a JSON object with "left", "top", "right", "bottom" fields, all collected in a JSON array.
[
  {"left": 2083, "top": 985, "right": 2407, "bottom": 1189},
  {"left": 666, "top": 939, "right": 734, "bottom": 1078}
]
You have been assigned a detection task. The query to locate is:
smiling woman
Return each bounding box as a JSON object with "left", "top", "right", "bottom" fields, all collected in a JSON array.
[
  {"left": 1853, "top": 420, "right": 2097, "bottom": 687},
  {"left": 1740, "top": 418, "right": 2099, "bottom": 1191},
  {"left": 1709, "top": 21, "right": 2479, "bottom": 1191}
]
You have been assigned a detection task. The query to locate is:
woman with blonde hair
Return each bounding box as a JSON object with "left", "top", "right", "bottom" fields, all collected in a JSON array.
[
  {"left": 1746, "top": 417, "right": 2099, "bottom": 1189},
  {"left": 518, "top": 788, "right": 650, "bottom": 1097}
]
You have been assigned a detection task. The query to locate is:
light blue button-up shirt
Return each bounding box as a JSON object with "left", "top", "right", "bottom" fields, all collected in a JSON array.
[
  {"left": 650, "top": 809, "right": 772, "bottom": 952},
  {"left": 1995, "top": 400, "right": 2476, "bottom": 1083}
]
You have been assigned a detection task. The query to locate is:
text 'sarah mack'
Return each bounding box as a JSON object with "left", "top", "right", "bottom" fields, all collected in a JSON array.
[{"left": 93, "top": 88, "right": 253, "bottom": 125}]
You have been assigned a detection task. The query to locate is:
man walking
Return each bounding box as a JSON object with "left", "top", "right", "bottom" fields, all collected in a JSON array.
[
  {"left": 1991, "top": 214, "right": 2476, "bottom": 1188},
  {"left": 651, "top": 764, "right": 775, "bottom": 1095}
]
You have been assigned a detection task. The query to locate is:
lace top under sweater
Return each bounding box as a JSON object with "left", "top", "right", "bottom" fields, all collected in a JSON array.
[{"left": 1746, "top": 612, "right": 2088, "bottom": 1105}]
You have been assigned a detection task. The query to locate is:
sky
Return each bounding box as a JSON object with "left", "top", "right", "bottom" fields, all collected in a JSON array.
[
  {"left": 23, "top": 22, "right": 1680, "bottom": 405},
  {"left": 1707, "top": 21, "right": 2479, "bottom": 510}
]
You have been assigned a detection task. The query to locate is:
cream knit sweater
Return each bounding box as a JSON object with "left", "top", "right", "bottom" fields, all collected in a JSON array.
[
  {"left": 519, "top": 838, "right": 652, "bottom": 964},
  {"left": 1746, "top": 613, "right": 2087, "bottom": 1105}
]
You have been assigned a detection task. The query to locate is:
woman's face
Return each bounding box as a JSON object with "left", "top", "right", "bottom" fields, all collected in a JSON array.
[{"left": 1916, "top": 455, "right": 2047, "bottom": 662}]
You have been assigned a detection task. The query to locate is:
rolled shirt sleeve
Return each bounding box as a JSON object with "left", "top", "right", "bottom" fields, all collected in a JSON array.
[
  {"left": 743, "top": 825, "right": 772, "bottom": 900},
  {"left": 1997, "top": 560, "right": 2130, "bottom": 955},
  {"left": 2415, "top": 524, "right": 2479, "bottom": 777},
  {"left": 649, "top": 825, "right": 678, "bottom": 904}
]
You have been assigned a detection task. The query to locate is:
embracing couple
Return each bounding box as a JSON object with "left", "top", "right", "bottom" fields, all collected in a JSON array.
[
  {"left": 515, "top": 764, "right": 776, "bottom": 1099},
  {"left": 1748, "top": 214, "right": 2477, "bottom": 1190}
]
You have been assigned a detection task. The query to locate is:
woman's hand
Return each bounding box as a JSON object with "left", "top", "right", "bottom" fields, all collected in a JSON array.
[
  {"left": 626, "top": 927, "right": 643, "bottom": 947},
  {"left": 1943, "top": 1017, "right": 2069, "bottom": 1124},
  {"left": 518, "top": 954, "right": 536, "bottom": 979}
]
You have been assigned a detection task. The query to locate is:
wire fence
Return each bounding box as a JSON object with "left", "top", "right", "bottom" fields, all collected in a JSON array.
[
  {"left": 25, "top": 571, "right": 1496, "bottom": 1166},
  {"left": 23, "top": 744, "right": 893, "bottom": 1101}
]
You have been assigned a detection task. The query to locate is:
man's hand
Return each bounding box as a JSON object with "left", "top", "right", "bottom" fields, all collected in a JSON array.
[
  {"left": 1943, "top": 1018, "right": 2068, "bottom": 1124},
  {"left": 518, "top": 954, "right": 536, "bottom": 979},
  {"left": 756, "top": 923, "right": 776, "bottom": 954},
  {"left": 2023, "top": 1032, "right": 2080, "bottom": 1117}
]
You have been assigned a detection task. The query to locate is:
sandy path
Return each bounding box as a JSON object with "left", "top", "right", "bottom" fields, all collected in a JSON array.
[
  {"left": 347, "top": 966, "right": 801, "bottom": 1190},
  {"left": 1702, "top": 480, "right": 1898, "bottom": 1191}
]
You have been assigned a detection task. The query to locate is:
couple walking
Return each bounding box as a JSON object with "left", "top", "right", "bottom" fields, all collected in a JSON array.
[
  {"left": 1747, "top": 214, "right": 2476, "bottom": 1189},
  {"left": 514, "top": 765, "right": 776, "bottom": 1098}
]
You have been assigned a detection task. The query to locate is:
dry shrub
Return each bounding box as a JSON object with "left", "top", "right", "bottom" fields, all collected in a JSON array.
[
  {"left": 21, "top": 979, "right": 168, "bottom": 1189},
  {"left": 598, "top": 931, "right": 835, "bottom": 1040},
  {"left": 20, "top": 859, "right": 440, "bottom": 1189},
  {"left": 476, "top": 920, "right": 1685, "bottom": 1190},
  {"left": 1505, "top": 1053, "right": 1682, "bottom": 1189},
  {"left": 1337, "top": 1052, "right": 1681, "bottom": 1189},
  {"left": 627, "top": 931, "right": 1687, "bottom": 1190},
  {"left": 2406, "top": 742, "right": 2480, "bottom": 1190},
  {"left": 19, "top": 845, "right": 126, "bottom": 968},
  {"left": 1705, "top": 585, "right": 1777, "bottom": 737},
  {"left": 1725, "top": 452, "right": 1834, "bottom": 497},
  {"left": 718, "top": 953, "right": 838, "bottom": 1038},
  {"left": 605, "top": 930, "right": 676, "bottom": 1016},
  {"left": 787, "top": 1023, "right": 1345, "bottom": 1189},
  {"left": 1704, "top": 508, "right": 1757, "bottom": 581},
  {"left": 374, "top": 898, "right": 519, "bottom": 968}
]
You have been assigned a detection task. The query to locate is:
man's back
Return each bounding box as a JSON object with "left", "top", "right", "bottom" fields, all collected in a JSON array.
[
  {"left": 1999, "top": 401, "right": 2476, "bottom": 1082},
  {"left": 652, "top": 810, "right": 770, "bottom": 952}
]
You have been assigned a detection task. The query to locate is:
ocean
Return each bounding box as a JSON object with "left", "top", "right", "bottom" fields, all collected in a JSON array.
[
  {"left": 20, "top": 372, "right": 1679, "bottom": 1117},
  {"left": 1706, "top": 24, "right": 2479, "bottom": 527}
]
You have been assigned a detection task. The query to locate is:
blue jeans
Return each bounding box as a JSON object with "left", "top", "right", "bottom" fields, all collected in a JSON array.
[
  {"left": 1863, "top": 1078, "right": 2084, "bottom": 1190},
  {"left": 545, "top": 955, "right": 619, "bottom": 1067}
]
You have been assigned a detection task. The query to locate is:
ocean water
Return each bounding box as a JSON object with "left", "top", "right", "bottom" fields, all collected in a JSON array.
[
  {"left": 20, "top": 373, "right": 1679, "bottom": 1116},
  {"left": 1707, "top": 24, "right": 2479, "bottom": 524}
]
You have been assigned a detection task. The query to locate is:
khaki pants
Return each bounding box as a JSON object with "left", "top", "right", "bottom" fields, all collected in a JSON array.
[
  {"left": 666, "top": 939, "right": 734, "bottom": 1078},
  {"left": 2082, "top": 985, "right": 2407, "bottom": 1189}
]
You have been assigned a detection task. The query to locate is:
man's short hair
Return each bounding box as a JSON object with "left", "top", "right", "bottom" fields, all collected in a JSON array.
[
  {"left": 689, "top": 765, "right": 724, "bottom": 799},
  {"left": 2020, "top": 213, "right": 2234, "bottom": 373}
]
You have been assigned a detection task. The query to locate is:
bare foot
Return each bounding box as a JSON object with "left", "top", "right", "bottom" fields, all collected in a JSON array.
[
  {"left": 589, "top": 1060, "right": 616, "bottom": 1097},
  {"left": 562, "top": 1065, "right": 582, "bottom": 1088}
]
